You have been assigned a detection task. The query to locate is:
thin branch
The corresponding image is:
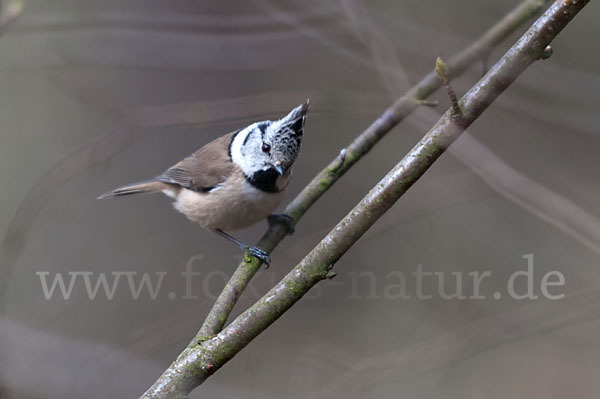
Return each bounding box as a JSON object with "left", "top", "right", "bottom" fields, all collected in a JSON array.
[
  {"left": 141, "top": 0, "right": 589, "bottom": 397},
  {"left": 196, "top": 0, "right": 553, "bottom": 339},
  {"left": 339, "top": 0, "right": 600, "bottom": 263},
  {"left": 435, "top": 56, "right": 462, "bottom": 119}
]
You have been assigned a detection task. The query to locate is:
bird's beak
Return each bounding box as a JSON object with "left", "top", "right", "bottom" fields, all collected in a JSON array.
[{"left": 273, "top": 162, "right": 284, "bottom": 175}]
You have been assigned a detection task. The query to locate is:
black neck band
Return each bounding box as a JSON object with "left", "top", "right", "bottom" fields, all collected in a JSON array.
[{"left": 246, "top": 168, "right": 280, "bottom": 193}]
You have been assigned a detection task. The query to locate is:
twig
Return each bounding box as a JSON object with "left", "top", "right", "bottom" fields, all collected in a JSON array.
[
  {"left": 414, "top": 99, "right": 438, "bottom": 106},
  {"left": 341, "top": 0, "right": 600, "bottom": 264},
  {"left": 435, "top": 56, "right": 462, "bottom": 119},
  {"left": 195, "top": 0, "right": 554, "bottom": 340},
  {"left": 141, "top": 1, "right": 589, "bottom": 397}
]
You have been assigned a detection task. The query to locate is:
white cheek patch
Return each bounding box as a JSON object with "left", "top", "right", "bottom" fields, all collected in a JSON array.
[{"left": 231, "top": 124, "right": 263, "bottom": 176}]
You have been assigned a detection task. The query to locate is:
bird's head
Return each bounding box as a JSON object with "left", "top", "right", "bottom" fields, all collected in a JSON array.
[{"left": 230, "top": 100, "right": 309, "bottom": 179}]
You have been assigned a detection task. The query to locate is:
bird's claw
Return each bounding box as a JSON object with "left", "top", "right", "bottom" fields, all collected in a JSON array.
[
  {"left": 247, "top": 246, "right": 271, "bottom": 268},
  {"left": 268, "top": 213, "right": 295, "bottom": 235}
]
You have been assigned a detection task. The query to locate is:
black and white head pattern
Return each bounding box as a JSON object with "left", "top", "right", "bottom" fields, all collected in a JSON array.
[{"left": 229, "top": 101, "right": 308, "bottom": 192}]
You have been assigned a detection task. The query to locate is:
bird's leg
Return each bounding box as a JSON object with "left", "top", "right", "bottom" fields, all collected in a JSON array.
[
  {"left": 214, "top": 229, "right": 271, "bottom": 267},
  {"left": 267, "top": 213, "right": 295, "bottom": 235}
]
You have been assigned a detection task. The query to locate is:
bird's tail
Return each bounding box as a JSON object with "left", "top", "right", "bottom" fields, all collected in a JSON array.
[{"left": 97, "top": 180, "right": 167, "bottom": 199}]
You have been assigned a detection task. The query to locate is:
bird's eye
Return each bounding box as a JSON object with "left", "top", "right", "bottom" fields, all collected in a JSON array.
[{"left": 261, "top": 143, "right": 271, "bottom": 153}]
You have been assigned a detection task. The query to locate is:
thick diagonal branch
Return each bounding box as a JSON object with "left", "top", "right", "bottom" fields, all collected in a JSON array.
[
  {"left": 197, "top": 0, "right": 553, "bottom": 339},
  {"left": 141, "top": 1, "right": 589, "bottom": 397}
]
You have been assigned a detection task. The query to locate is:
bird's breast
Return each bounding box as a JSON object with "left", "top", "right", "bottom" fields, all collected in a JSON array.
[{"left": 172, "top": 170, "right": 285, "bottom": 231}]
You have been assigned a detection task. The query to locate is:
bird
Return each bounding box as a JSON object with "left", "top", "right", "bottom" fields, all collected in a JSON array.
[{"left": 98, "top": 101, "right": 309, "bottom": 265}]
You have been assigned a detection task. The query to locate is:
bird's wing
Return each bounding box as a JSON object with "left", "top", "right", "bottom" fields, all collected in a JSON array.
[{"left": 156, "top": 131, "right": 237, "bottom": 192}]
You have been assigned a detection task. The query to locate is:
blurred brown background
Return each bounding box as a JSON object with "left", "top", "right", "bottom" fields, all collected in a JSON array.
[{"left": 1, "top": 0, "right": 599, "bottom": 398}]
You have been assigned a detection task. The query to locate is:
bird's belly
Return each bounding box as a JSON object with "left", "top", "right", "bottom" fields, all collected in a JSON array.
[{"left": 172, "top": 180, "right": 284, "bottom": 231}]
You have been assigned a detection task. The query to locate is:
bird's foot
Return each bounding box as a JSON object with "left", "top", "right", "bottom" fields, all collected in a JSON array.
[
  {"left": 268, "top": 213, "right": 295, "bottom": 235},
  {"left": 246, "top": 245, "right": 271, "bottom": 268}
]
